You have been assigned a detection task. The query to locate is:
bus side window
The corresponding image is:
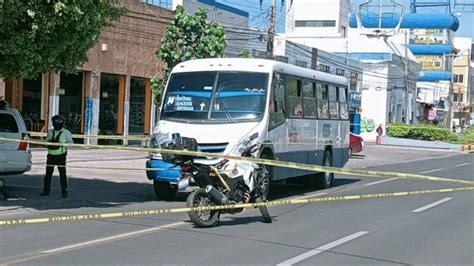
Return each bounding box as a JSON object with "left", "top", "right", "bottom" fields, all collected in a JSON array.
[
  {"left": 339, "top": 87, "right": 349, "bottom": 119},
  {"left": 317, "top": 83, "right": 329, "bottom": 119},
  {"left": 303, "top": 81, "right": 316, "bottom": 118},
  {"left": 270, "top": 72, "right": 286, "bottom": 128},
  {"left": 288, "top": 77, "right": 303, "bottom": 117},
  {"left": 328, "top": 85, "right": 339, "bottom": 119}
]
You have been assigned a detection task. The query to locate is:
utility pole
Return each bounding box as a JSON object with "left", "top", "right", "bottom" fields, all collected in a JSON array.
[
  {"left": 404, "top": 30, "right": 410, "bottom": 124},
  {"left": 446, "top": 29, "right": 454, "bottom": 130},
  {"left": 267, "top": 0, "right": 276, "bottom": 57}
]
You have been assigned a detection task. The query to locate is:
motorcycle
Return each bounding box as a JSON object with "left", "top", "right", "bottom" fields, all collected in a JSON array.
[{"left": 161, "top": 133, "right": 272, "bottom": 227}]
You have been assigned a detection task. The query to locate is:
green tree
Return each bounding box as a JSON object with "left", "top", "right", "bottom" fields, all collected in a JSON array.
[
  {"left": 0, "top": 0, "right": 125, "bottom": 79},
  {"left": 152, "top": 5, "right": 226, "bottom": 105},
  {"left": 238, "top": 48, "right": 250, "bottom": 58}
]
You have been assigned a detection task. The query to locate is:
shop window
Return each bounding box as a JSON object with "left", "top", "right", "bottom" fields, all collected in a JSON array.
[
  {"left": 99, "top": 74, "right": 119, "bottom": 136},
  {"left": 336, "top": 68, "right": 345, "bottom": 76},
  {"left": 22, "top": 75, "right": 42, "bottom": 132},
  {"left": 129, "top": 77, "right": 146, "bottom": 134},
  {"left": 60, "top": 72, "right": 83, "bottom": 134}
]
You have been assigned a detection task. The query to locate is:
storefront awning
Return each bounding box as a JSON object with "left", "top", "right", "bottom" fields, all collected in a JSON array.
[
  {"left": 408, "top": 44, "right": 454, "bottom": 55},
  {"left": 349, "top": 13, "right": 459, "bottom": 31},
  {"left": 417, "top": 70, "right": 452, "bottom": 81}
]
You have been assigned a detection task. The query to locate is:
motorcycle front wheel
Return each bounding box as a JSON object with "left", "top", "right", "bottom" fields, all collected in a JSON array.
[
  {"left": 186, "top": 188, "right": 219, "bottom": 228},
  {"left": 255, "top": 198, "right": 272, "bottom": 223}
]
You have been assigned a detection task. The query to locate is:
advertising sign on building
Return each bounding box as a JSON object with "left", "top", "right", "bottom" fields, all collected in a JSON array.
[
  {"left": 349, "top": 91, "right": 361, "bottom": 110},
  {"left": 416, "top": 55, "right": 444, "bottom": 70}
]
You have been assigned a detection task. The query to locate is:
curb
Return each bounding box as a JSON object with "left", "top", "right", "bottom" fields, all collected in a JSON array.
[
  {"left": 461, "top": 144, "right": 474, "bottom": 152},
  {"left": 376, "top": 136, "right": 462, "bottom": 151}
]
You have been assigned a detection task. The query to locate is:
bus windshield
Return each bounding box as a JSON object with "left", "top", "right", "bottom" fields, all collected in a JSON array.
[{"left": 161, "top": 71, "right": 269, "bottom": 123}]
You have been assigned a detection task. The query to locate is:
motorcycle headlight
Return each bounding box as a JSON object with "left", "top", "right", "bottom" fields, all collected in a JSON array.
[
  {"left": 148, "top": 134, "right": 163, "bottom": 159},
  {"left": 150, "top": 134, "right": 159, "bottom": 148}
]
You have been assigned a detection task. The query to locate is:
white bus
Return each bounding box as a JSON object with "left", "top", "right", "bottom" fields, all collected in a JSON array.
[{"left": 146, "top": 58, "right": 350, "bottom": 200}]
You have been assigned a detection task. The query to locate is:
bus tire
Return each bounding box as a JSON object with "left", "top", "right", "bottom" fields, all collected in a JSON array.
[
  {"left": 316, "top": 150, "right": 334, "bottom": 189},
  {"left": 153, "top": 180, "right": 177, "bottom": 201},
  {"left": 306, "top": 150, "right": 334, "bottom": 189}
]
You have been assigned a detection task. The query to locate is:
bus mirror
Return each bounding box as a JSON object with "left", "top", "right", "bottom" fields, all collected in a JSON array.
[{"left": 275, "top": 84, "right": 285, "bottom": 101}]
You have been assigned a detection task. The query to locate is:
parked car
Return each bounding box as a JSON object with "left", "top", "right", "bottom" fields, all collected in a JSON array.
[
  {"left": 0, "top": 102, "right": 32, "bottom": 175},
  {"left": 349, "top": 132, "right": 364, "bottom": 156}
]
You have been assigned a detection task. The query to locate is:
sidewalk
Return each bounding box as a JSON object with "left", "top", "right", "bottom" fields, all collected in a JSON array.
[{"left": 345, "top": 143, "right": 461, "bottom": 168}]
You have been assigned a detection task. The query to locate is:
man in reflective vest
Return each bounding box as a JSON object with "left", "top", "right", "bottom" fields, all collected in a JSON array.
[{"left": 40, "top": 114, "right": 73, "bottom": 198}]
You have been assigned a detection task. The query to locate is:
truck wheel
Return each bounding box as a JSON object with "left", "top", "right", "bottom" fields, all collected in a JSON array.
[{"left": 153, "top": 180, "right": 177, "bottom": 201}]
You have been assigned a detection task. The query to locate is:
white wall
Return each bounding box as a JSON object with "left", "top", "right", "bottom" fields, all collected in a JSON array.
[
  {"left": 360, "top": 64, "right": 388, "bottom": 141},
  {"left": 286, "top": 0, "right": 350, "bottom": 38}
]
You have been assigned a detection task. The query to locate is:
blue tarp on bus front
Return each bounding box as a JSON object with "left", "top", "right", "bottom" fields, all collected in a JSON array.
[
  {"left": 417, "top": 70, "right": 453, "bottom": 81},
  {"left": 349, "top": 13, "right": 459, "bottom": 31}
]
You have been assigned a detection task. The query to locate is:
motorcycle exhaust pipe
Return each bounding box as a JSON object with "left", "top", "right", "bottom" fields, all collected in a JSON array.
[{"left": 205, "top": 185, "right": 230, "bottom": 205}]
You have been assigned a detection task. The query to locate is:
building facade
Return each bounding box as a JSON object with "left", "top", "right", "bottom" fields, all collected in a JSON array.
[
  {"left": 452, "top": 37, "right": 472, "bottom": 127},
  {"left": 2, "top": 0, "right": 173, "bottom": 143},
  {"left": 282, "top": 0, "right": 421, "bottom": 140},
  {"left": 285, "top": 0, "right": 351, "bottom": 39}
]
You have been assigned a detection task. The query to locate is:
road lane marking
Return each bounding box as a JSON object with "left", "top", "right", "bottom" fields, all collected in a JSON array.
[
  {"left": 420, "top": 163, "right": 471, "bottom": 175},
  {"left": 420, "top": 169, "right": 444, "bottom": 174},
  {"left": 276, "top": 231, "right": 370, "bottom": 266},
  {"left": 454, "top": 163, "right": 471, "bottom": 167},
  {"left": 411, "top": 197, "right": 453, "bottom": 213},
  {"left": 41, "top": 221, "right": 185, "bottom": 254},
  {"left": 363, "top": 177, "right": 398, "bottom": 187}
]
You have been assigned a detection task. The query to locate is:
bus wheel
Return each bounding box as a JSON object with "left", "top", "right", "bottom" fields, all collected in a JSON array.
[
  {"left": 306, "top": 150, "right": 334, "bottom": 189},
  {"left": 153, "top": 180, "right": 177, "bottom": 201}
]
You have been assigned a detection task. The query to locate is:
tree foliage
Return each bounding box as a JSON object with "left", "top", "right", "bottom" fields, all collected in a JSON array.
[
  {"left": 0, "top": 0, "right": 125, "bottom": 79},
  {"left": 238, "top": 48, "right": 250, "bottom": 58},
  {"left": 152, "top": 5, "right": 226, "bottom": 105}
]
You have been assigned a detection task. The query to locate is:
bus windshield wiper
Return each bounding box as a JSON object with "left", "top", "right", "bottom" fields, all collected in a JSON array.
[{"left": 214, "top": 95, "right": 234, "bottom": 122}]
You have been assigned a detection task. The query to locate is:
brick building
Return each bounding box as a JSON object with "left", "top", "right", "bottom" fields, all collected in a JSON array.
[{"left": 1, "top": 0, "right": 173, "bottom": 143}]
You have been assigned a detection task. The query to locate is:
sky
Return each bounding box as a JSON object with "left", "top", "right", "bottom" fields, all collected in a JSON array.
[{"left": 215, "top": 0, "right": 474, "bottom": 39}]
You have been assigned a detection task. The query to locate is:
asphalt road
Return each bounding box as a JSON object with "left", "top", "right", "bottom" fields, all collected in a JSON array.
[{"left": 0, "top": 147, "right": 472, "bottom": 265}]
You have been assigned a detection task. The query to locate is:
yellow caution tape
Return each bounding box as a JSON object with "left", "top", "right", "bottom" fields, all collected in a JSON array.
[
  {"left": 1, "top": 186, "right": 472, "bottom": 226},
  {"left": 1, "top": 136, "right": 473, "bottom": 186},
  {"left": 0, "top": 160, "right": 166, "bottom": 172},
  {"left": 28, "top": 132, "right": 148, "bottom": 141}
]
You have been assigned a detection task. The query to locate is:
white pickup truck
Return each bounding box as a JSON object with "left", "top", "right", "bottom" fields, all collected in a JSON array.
[{"left": 0, "top": 103, "right": 32, "bottom": 175}]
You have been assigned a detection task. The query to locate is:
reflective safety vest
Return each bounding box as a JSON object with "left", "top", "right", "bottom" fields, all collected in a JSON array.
[{"left": 46, "top": 129, "right": 72, "bottom": 155}]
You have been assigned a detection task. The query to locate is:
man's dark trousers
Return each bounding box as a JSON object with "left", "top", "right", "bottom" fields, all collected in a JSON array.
[{"left": 43, "top": 154, "right": 68, "bottom": 195}]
